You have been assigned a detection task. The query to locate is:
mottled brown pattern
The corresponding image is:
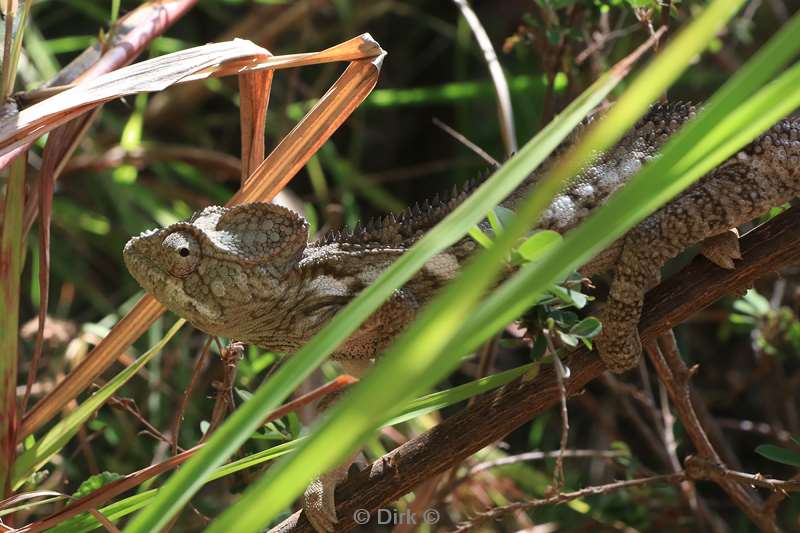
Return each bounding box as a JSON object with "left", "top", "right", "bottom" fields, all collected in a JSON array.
[{"left": 123, "top": 102, "right": 800, "bottom": 531}]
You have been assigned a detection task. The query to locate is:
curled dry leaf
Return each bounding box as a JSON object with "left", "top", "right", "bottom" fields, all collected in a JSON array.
[
  {"left": 21, "top": 33, "right": 386, "bottom": 440},
  {"left": 0, "top": 39, "right": 270, "bottom": 157}
]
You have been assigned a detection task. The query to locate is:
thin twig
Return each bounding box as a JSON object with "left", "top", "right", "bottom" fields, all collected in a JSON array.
[
  {"left": 658, "top": 377, "right": 681, "bottom": 471},
  {"left": 469, "top": 449, "right": 624, "bottom": 475},
  {"left": 575, "top": 25, "right": 640, "bottom": 65},
  {"left": 544, "top": 332, "right": 569, "bottom": 492},
  {"left": 172, "top": 337, "right": 214, "bottom": 455},
  {"left": 685, "top": 455, "right": 800, "bottom": 493},
  {"left": 204, "top": 342, "right": 244, "bottom": 438},
  {"left": 452, "top": 473, "right": 686, "bottom": 532},
  {"left": 765, "top": 471, "right": 800, "bottom": 516},
  {"left": 655, "top": 361, "right": 706, "bottom": 526},
  {"left": 108, "top": 396, "right": 176, "bottom": 449},
  {"left": 87, "top": 509, "right": 120, "bottom": 533},
  {"left": 262, "top": 375, "right": 358, "bottom": 426},
  {"left": 432, "top": 118, "right": 499, "bottom": 167}
]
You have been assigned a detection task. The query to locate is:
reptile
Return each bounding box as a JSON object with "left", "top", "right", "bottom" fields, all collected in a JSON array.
[{"left": 123, "top": 102, "right": 800, "bottom": 531}]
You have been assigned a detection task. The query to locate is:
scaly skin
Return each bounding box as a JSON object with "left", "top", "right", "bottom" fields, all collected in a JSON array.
[{"left": 123, "top": 103, "right": 800, "bottom": 531}]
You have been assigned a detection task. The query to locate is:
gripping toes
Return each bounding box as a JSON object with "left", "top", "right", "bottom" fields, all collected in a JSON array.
[{"left": 700, "top": 229, "right": 741, "bottom": 269}]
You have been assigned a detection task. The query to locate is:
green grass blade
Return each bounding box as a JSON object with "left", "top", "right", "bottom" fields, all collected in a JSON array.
[
  {"left": 199, "top": 3, "right": 748, "bottom": 532},
  {"left": 43, "top": 362, "right": 530, "bottom": 532},
  {"left": 49, "top": 491, "right": 156, "bottom": 533},
  {"left": 382, "top": 362, "right": 535, "bottom": 426},
  {"left": 0, "top": 153, "right": 27, "bottom": 492},
  {"left": 460, "top": 68, "right": 800, "bottom": 354}
]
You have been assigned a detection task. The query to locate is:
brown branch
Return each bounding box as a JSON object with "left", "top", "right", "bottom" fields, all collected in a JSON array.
[
  {"left": 269, "top": 206, "right": 800, "bottom": 533},
  {"left": 765, "top": 471, "right": 800, "bottom": 516},
  {"left": 686, "top": 455, "right": 800, "bottom": 493},
  {"left": 646, "top": 333, "right": 779, "bottom": 532}
]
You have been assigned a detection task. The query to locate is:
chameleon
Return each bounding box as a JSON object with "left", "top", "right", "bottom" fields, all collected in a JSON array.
[{"left": 123, "top": 102, "right": 800, "bottom": 531}]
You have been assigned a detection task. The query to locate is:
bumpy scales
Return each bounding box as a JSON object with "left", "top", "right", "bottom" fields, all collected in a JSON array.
[{"left": 124, "top": 103, "right": 800, "bottom": 531}]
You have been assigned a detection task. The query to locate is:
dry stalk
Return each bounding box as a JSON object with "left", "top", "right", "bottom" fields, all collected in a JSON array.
[{"left": 452, "top": 473, "right": 686, "bottom": 532}]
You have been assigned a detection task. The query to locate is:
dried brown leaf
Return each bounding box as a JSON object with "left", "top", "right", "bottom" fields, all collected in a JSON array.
[
  {"left": 0, "top": 39, "right": 270, "bottom": 157},
  {"left": 239, "top": 69, "right": 273, "bottom": 182},
  {"left": 21, "top": 37, "right": 386, "bottom": 440}
]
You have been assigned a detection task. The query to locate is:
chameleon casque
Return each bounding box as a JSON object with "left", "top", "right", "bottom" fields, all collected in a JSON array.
[{"left": 124, "top": 103, "right": 800, "bottom": 531}]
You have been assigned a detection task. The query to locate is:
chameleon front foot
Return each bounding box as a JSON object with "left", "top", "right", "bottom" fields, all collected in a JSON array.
[{"left": 700, "top": 229, "right": 742, "bottom": 269}]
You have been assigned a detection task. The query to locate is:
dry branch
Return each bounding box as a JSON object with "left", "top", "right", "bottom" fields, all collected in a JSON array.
[
  {"left": 270, "top": 206, "right": 800, "bottom": 532},
  {"left": 646, "top": 334, "right": 777, "bottom": 532}
]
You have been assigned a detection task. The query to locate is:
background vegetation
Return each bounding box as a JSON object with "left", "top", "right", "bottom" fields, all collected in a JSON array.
[{"left": 2, "top": 0, "right": 800, "bottom": 531}]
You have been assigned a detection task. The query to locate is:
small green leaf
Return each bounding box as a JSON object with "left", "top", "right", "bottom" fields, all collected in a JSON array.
[
  {"left": 235, "top": 388, "right": 253, "bottom": 402},
  {"left": 728, "top": 313, "right": 757, "bottom": 326},
  {"left": 569, "top": 317, "right": 602, "bottom": 339},
  {"left": 548, "top": 284, "right": 588, "bottom": 309},
  {"left": 732, "top": 289, "right": 771, "bottom": 318},
  {"left": 71, "top": 472, "right": 123, "bottom": 500},
  {"left": 516, "top": 230, "right": 562, "bottom": 262},
  {"left": 493, "top": 206, "right": 516, "bottom": 229},
  {"left": 610, "top": 441, "right": 633, "bottom": 467},
  {"left": 487, "top": 209, "right": 503, "bottom": 234},
  {"left": 557, "top": 331, "right": 579, "bottom": 347},
  {"left": 530, "top": 335, "right": 547, "bottom": 361},
  {"left": 468, "top": 226, "right": 493, "bottom": 248},
  {"left": 755, "top": 444, "right": 800, "bottom": 467}
]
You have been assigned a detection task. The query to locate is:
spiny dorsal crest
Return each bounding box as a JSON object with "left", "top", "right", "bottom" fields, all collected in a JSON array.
[{"left": 316, "top": 172, "right": 490, "bottom": 247}]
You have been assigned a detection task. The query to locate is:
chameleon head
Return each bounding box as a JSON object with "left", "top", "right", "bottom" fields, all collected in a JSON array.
[{"left": 123, "top": 203, "right": 309, "bottom": 339}]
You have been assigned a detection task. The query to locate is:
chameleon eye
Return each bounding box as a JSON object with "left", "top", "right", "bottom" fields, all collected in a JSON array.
[{"left": 161, "top": 231, "right": 199, "bottom": 278}]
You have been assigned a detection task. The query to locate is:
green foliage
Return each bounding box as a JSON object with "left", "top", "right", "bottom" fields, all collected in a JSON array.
[
  {"left": 756, "top": 438, "right": 800, "bottom": 468},
  {"left": 4, "top": 1, "right": 800, "bottom": 531},
  {"left": 70, "top": 471, "right": 122, "bottom": 500},
  {"left": 730, "top": 289, "right": 800, "bottom": 358}
]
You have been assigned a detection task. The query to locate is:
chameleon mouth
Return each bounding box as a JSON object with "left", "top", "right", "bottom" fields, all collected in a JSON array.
[{"left": 123, "top": 234, "right": 165, "bottom": 294}]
